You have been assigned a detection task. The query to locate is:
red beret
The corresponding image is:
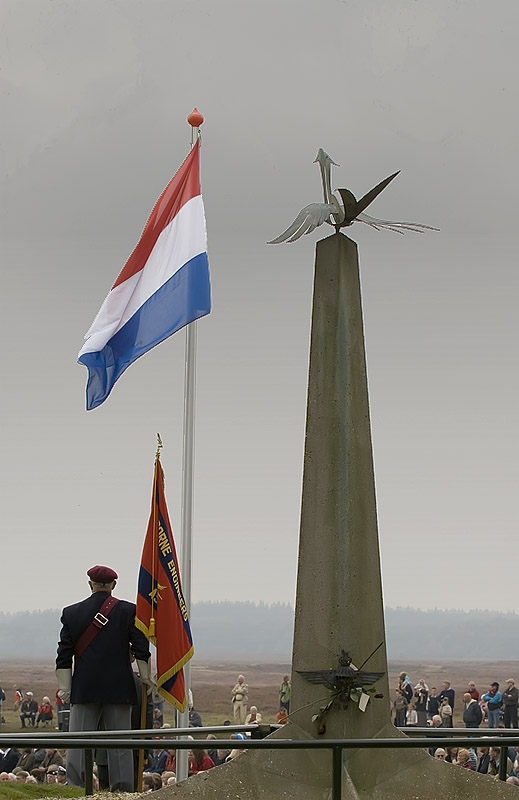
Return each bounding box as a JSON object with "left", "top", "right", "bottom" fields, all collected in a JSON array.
[{"left": 87, "top": 565, "right": 118, "bottom": 582}]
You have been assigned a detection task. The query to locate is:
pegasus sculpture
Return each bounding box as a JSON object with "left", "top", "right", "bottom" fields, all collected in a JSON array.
[{"left": 268, "top": 149, "right": 437, "bottom": 243}]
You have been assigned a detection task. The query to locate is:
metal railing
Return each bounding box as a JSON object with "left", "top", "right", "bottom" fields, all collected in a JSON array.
[{"left": 1, "top": 725, "right": 518, "bottom": 797}]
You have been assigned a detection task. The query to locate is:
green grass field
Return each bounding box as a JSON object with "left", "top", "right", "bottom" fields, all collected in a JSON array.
[{"left": 0, "top": 786, "right": 83, "bottom": 799}]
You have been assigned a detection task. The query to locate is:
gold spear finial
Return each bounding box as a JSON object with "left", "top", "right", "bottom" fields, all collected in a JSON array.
[
  {"left": 150, "top": 433, "right": 164, "bottom": 639},
  {"left": 155, "top": 433, "right": 163, "bottom": 462}
]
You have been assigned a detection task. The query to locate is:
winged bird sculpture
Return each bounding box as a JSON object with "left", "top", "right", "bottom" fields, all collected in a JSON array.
[
  {"left": 268, "top": 149, "right": 438, "bottom": 243},
  {"left": 297, "top": 648, "right": 384, "bottom": 710}
]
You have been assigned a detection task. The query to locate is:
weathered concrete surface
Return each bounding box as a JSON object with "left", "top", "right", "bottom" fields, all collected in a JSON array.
[
  {"left": 153, "top": 233, "right": 515, "bottom": 798},
  {"left": 151, "top": 746, "right": 516, "bottom": 799}
]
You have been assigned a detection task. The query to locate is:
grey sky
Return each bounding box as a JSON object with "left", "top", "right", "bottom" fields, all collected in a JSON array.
[{"left": 1, "top": 0, "right": 517, "bottom": 615}]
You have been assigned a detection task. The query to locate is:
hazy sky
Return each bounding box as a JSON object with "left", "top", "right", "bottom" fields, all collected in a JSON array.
[{"left": 1, "top": 0, "right": 518, "bottom": 616}]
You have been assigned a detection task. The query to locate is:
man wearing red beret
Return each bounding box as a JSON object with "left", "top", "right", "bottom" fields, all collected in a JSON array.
[{"left": 55, "top": 565, "right": 152, "bottom": 791}]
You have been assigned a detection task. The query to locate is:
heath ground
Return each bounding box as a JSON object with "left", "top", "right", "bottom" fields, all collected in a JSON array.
[{"left": 2, "top": 659, "right": 519, "bottom": 731}]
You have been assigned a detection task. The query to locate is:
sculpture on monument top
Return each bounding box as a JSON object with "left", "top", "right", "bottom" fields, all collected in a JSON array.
[{"left": 268, "top": 148, "right": 438, "bottom": 243}]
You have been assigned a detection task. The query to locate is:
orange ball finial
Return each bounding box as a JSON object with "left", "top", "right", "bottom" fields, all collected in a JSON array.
[{"left": 187, "top": 108, "right": 204, "bottom": 127}]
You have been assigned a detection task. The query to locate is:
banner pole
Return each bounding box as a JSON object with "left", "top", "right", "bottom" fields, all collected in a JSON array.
[
  {"left": 176, "top": 108, "right": 204, "bottom": 784},
  {"left": 137, "top": 683, "right": 148, "bottom": 791}
]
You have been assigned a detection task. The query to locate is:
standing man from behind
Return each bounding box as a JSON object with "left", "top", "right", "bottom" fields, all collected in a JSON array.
[
  {"left": 56, "top": 565, "right": 152, "bottom": 792},
  {"left": 231, "top": 675, "right": 249, "bottom": 725},
  {"left": 502, "top": 679, "right": 519, "bottom": 729},
  {"left": 462, "top": 692, "right": 483, "bottom": 728}
]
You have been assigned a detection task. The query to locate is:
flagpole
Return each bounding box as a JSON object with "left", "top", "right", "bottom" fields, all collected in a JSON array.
[{"left": 176, "top": 108, "right": 204, "bottom": 784}]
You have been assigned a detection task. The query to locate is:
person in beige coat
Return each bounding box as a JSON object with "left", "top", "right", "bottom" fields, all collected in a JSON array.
[{"left": 231, "top": 675, "right": 249, "bottom": 724}]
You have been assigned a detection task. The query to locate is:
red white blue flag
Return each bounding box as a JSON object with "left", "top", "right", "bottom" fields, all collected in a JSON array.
[
  {"left": 136, "top": 454, "right": 193, "bottom": 712},
  {"left": 78, "top": 140, "right": 210, "bottom": 410}
]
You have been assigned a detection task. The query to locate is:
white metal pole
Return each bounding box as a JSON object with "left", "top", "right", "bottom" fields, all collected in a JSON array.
[
  {"left": 176, "top": 109, "right": 203, "bottom": 783},
  {"left": 175, "top": 319, "right": 196, "bottom": 783}
]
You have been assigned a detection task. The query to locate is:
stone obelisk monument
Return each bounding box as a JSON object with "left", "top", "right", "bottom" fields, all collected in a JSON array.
[
  {"left": 157, "top": 160, "right": 513, "bottom": 797},
  {"left": 290, "top": 232, "right": 390, "bottom": 743}
]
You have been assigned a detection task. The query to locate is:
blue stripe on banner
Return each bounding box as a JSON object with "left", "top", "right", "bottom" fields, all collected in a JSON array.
[
  {"left": 155, "top": 508, "right": 193, "bottom": 644},
  {"left": 138, "top": 566, "right": 153, "bottom": 608},
  {"left": 161, "top": 670, "right": 182, "bottom": 696},
  {"left": 79, "top": 252, "right": 210, "bottom": 410}
]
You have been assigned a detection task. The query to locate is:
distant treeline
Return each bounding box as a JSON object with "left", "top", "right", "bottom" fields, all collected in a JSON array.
[{"left": 1, "top": 604, "right": 519, "bottom": 660}]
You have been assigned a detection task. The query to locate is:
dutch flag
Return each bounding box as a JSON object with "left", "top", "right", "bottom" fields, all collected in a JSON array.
[{"left": 78, "top": 140, "right": 211, "bottom": 410}]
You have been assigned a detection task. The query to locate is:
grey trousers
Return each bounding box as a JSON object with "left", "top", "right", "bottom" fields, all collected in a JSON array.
[{"left": 67, "top": 703, "right": 133, "bottom": 791}]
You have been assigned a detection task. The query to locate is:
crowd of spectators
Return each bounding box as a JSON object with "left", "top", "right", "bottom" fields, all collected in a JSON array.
[
  {"left": 0, "top": 747, "right": 67, "bottom": 785},
  {"left": 430, "top": 744, "right": 519, "bottom": 785},
  {"left": 393, "top": 672, "right": 519, "bottom": 730},
  {"left": 392, "top": 671, "right": 519, "bottom": 784}
]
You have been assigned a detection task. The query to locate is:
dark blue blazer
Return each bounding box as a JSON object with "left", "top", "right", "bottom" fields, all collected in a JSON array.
[
  {"left": 56, "top": 592, "right": 150, "bottom": 705},
  {"left": 0, "top": 749, "right": 21, "bottom": 773}
]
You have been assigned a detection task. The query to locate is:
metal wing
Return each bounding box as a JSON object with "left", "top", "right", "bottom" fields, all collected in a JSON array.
[
  {"left": 297, "top": 669, "right": 337, "bottom": 690},
  {"left": 356, "top": 212, "right": 439, "bottom": 235},
  {"left": 353, "top": 670, "right": 385, "bottom": 687},
  {"left": 268, "top": 203, "right": 336, "bottom": 244},
  {"left": 351, "top": 171, "right": 400, "bottom": 218}
]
